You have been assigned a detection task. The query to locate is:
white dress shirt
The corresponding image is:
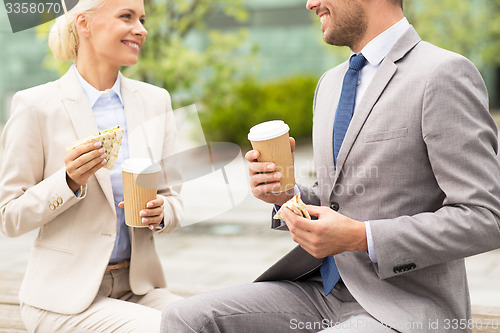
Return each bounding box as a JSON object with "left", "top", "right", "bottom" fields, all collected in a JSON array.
[{"left": 73, "top": 65, "right": 131, "bottom": 264}]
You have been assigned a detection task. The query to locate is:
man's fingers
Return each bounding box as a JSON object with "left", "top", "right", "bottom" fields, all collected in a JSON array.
[
  {"left": 283, "top": 207, "right": 312, "bottom": 233},
  {"left": 251, "top": 182, "right": 281, "bottom": 197},
  {"left": 244, "top": 149, "right": 260, "bottom": 163},
  {"left": 248, "top": 161, "right": 275, "bottom": 176},
  {"left": 250, "top": 171, "right": 281, "bottom": 187},
  {"left": 305, "top": 205, "right": 330, "bottom": 218}
]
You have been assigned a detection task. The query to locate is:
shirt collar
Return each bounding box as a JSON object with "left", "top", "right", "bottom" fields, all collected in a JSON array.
[
  {"left": 73, "top": 64, "right": 123, "bottom": 107},
  {"left": 352, "top": 17, "right": 410, "bottom": 66}
]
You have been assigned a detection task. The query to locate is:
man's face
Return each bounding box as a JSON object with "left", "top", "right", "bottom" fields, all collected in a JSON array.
[{"left": 306, "top": 0, "right": 368, "bottom": 48}]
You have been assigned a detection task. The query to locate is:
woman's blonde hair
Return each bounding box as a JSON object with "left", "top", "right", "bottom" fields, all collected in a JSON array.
[{"left": 48, "top": 0, "right": 106, "bottom": 61}]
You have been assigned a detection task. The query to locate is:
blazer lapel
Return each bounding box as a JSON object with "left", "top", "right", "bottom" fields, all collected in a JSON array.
[
  {"left": 59, "top": 68, "right": 115, "bottom": 211},
  {"left": 333, "top": 26, "right": 421, "bottom": 183}
]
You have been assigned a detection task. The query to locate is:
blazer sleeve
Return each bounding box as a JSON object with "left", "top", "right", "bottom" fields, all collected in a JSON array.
[
  {"left": 155, "top": 89, "right": 183, "bottom": 234},
  {"left": 369, "top": 55, "right": 500, "bottom": 279},
  {"left": 0, "top": 92, "right": 83, "bottom": 238}
]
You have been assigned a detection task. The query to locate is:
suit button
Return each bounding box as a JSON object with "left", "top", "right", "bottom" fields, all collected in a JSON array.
[
  {"left": 49, "top": 204, "right": 55, "bottom": 210},
  {"left": 330, "top": 202, "right": 340, "bottom": 211},
  {"left": 53, "top": 200, "right": 59, "bottom": 207},
  {"left": 57, "top": 197, "right": 63, "bottom": 204}
]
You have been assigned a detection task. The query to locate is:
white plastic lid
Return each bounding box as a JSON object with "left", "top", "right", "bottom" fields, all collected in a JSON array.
[
  {"left": 248, "top": 120, "right": 290, "bottom": 141},
  {"left": 122, "top": 158, "right": 161, "bottom": 174}
]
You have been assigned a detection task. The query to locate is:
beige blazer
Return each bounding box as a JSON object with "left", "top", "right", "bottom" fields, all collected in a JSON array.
[
  {"left": 257, "top": 27, "right": 500, "bottom": 332},
  {"left": 0, "top": 69, "right": 183, "bottom": 315}
]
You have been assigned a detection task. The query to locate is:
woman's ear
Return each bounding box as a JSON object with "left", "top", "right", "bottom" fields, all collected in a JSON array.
[{"left": 75, "top": 13, "right": 90, "bottom": 38}]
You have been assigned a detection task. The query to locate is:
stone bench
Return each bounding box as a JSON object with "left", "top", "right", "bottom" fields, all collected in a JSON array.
[{"left": 1, "top": 271, "right": 499, "bottom": 332}]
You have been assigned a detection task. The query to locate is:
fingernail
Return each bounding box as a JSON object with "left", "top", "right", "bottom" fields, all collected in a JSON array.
[
  {"left": 274, "top": 172, "right": 281, "bottom": 180},
  {"left": 101, "top": 159, "right": 107, "bottom": 164},
  {"left": 267, "top": 163, "right": 275, "bottom": 170},
  {"left": 149, "top": 225, "right": 154, "bottom": 230},
  {"left": 100, "top": 154, "right": 106, "bottom": 159},
  {"left": 139, "top": 210, "right": 146, "bottom": 216},
  {"left": 142, "top": 218, "right": 148, "bottom": 223},
  {"left": 94, "top": 142, "right": 101, "bottom": 148},
  {"left": 147, "top": 202, "right": 153, "bottom": 208},
  {"left": 99, "top": 148, "right": 105, "bottom": 154},
  {"left": 273, "top": 182, "right": 281, "bottom": 189}
]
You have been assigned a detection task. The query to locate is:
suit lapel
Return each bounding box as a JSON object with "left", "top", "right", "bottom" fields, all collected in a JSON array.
[
  {"left": 59, "top": 68, "right": 115, "bottom": 211},
  {"left": 333, "top": 27, "right": 421, "bottom": 183}
]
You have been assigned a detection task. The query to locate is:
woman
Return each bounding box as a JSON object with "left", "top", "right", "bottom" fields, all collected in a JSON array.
[{"left": 0, "top": 0, "right": 183, "bottom": 331}]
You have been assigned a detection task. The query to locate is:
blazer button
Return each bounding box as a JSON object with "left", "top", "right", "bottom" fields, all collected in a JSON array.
[
  {"left": 330, "top": 202, "right": 340, "bottom": 211},
  {"left": 53, "top": 200, "right": 59, "bottom": 207},
  {"left": 57, "top": 197, "right": 63, "bottom": 204},
  {"left": 49, "top": 204, "right": 55, "bottom": 210}
]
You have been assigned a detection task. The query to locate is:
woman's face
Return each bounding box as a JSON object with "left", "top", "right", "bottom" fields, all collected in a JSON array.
[{"left": 83, "top": 0, "right": 148, "bottom": 68}]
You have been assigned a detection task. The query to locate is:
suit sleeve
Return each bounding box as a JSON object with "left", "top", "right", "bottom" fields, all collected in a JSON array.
[
  {"left": 0, "top": 92, "right": 83, "bottom": 238},
  {"left": 369, "top": 55, "right": 500, "bottom": 279},
  {"left": 155, "top": 89, "right": 183, "bottom": 234}
]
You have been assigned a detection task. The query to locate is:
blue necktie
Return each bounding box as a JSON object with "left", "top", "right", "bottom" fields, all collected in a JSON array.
[{"left": 321, "top": 54, "right": 366, "bottom": 296}]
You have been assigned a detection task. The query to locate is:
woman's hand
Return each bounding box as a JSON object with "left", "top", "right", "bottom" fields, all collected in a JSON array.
[
  {"left": 65, "top": 142, "right": 107, "bottom": 192},
  {"left": 118, "top": 196, "right": 164, "bottom": 230}
]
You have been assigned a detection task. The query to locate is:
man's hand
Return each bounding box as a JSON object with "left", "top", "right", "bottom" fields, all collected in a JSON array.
[
  {"left": 282, "top": 204, "right": 368, "bottom": 258},
  {"left": 245, "top": 137, "right": 296, "bottom": 206}
]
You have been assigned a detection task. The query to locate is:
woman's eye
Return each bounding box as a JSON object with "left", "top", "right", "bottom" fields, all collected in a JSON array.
[
  {"left": 140, "top": 19, "right": 145, "bottom": 25},
  {"left": 120, "top": 14, "right": 131, "bottom": 19}
]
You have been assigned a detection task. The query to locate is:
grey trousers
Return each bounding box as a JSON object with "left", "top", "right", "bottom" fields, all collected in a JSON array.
[
  {"left": 161, "top": 280, "right": 396, "bottom": 333},
  {"left": 21, "top": 267, "right": 182, "bottom": 333}
]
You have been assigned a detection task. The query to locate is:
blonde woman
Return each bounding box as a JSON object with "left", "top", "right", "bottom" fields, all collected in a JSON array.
[{"left": 0, "top": 0, "right": 183, "bottom": 331}]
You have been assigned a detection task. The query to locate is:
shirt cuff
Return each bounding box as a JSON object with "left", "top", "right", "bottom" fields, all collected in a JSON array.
[{"left": 364, "top": 221, "right": 378, "bottom": 263}]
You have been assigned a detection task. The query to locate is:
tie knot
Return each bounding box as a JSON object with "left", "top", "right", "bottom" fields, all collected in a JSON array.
[{"left": 349, "top": 54, "right": 366, "bottom": 71}]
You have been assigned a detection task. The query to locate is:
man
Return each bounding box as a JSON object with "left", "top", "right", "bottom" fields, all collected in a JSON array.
[{"left": 162, "top": 0, "right": 500, "bottom": 332}]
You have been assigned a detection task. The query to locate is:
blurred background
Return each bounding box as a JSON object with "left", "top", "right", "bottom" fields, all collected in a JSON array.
[{"left": 1, "top": 0, "right": 499, "bottom": 306}]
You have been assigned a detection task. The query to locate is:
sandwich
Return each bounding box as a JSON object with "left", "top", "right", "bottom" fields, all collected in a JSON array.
[
  {"left": 274, "top": 193, "right": 311, "bottom": 220},
  {"left": 67, "top": 126, "right": 124, "bottom": 170}
]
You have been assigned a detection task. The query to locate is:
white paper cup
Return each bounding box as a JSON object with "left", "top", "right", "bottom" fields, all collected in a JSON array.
[
  {"left": 122, "top": 158, "right": 161, "bottom": 227},
  {"left": 248, "top": 120, "right": 295, "bottom": 193}
]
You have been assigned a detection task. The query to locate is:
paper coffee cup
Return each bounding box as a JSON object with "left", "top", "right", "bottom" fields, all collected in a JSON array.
[
  {"left": 122, "top": 158, "right": 161, "bottom": 227},
  {"left": 248, "top": 120, "right": 295, "bottom": 193}
]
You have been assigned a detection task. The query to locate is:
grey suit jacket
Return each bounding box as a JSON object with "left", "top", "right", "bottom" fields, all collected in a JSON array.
[
  {"left": 0, "top": 69, "right": 183, "bottom": 314},
  {"left": 256, "top": 26, "right": 500, "bottom": 332}
]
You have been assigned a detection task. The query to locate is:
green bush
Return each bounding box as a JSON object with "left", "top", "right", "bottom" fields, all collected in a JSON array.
[{"left": 200, "top": 75, "right": 319, "bottom": 149}]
